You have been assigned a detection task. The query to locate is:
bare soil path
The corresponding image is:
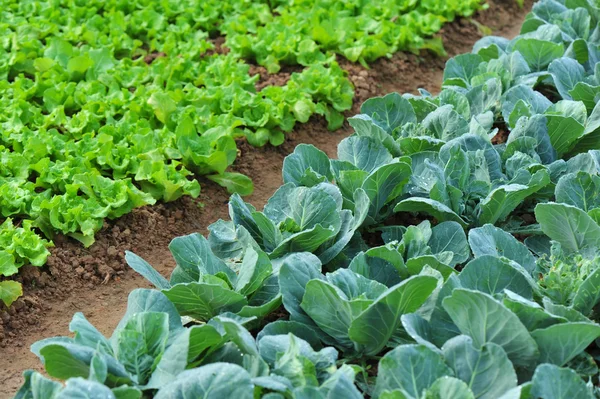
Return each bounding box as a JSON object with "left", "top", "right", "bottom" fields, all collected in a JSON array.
[{"left": 0, "top": 1, "right": 532, "bottom": 396}]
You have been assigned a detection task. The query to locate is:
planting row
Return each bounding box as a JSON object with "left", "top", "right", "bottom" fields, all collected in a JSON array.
[
  {"left": 15, "top": 0, "right": 600, "bottom": 398},
  {"left": 0, "top": 0, "right": 489, "bottom": 300}
]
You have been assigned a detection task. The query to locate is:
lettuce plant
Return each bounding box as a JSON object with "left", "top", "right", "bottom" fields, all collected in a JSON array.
[{"left": 0, "top": 219, "right": 51, "bottom": 306}]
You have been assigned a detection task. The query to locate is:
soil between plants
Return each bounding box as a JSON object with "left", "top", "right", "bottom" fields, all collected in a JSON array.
[{"left": 0, "top": 1, "right": 533, "bottom": 396}]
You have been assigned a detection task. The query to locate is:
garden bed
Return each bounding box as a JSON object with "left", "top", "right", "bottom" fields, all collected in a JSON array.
[{"left": 0, "top": 0, "right": 531, "bottom": 396}]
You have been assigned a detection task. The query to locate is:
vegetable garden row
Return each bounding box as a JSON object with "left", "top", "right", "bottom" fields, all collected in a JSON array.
[
  {"left": 0, "top": 0, "right": 489, "bottom": 307},
  {"left": 13, "top": 0, "right": 600, "bottom": 397}
]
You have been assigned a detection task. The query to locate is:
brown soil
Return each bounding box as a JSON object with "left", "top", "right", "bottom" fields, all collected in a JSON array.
[
  {"left": 143, "top": 51, "right": 167, "bottom": 64},
  {"left": 0, "top": 1, "right": 533, "bottom": 396},
  {"left": 492, "top": 123, "right": 511, "bottom": 144}
]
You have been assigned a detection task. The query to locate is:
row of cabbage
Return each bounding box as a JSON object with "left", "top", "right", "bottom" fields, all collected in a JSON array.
[
  {"left": 0, "top": 0, "right": 489, "bottom": 303},
  {"left": 15, "top": 0, "right": 600, "bottom": 398}
]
